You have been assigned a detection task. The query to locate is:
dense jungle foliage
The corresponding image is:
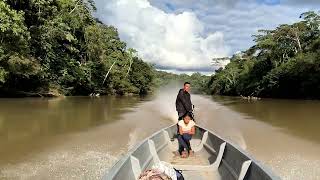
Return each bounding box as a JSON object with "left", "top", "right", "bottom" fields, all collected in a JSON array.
[
  {"left": 1, "top": 0, "right": 319, "bottom": 99},
  {"left": 207, "top": 11, "right": 320, "bottom": 99},
  {"left": 0, "top": 0, "right": 155, "bottom": 96}
]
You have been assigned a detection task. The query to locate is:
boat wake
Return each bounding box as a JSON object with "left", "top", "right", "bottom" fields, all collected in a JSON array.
[{"left": 0, "top": 150, "right": 122, "bottom": 180}]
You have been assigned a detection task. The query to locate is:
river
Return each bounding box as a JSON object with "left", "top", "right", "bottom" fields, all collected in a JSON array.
[{"left": 0, "top": 88, "right": 319, "bottom": 180}]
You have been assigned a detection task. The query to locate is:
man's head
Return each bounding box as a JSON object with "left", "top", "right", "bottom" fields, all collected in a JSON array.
[
  {"left": 183, "top": 113, "right": 191, "bottom": 124},
  {"left": 183, "top": 82, "right": 191, "bottom": 92}
]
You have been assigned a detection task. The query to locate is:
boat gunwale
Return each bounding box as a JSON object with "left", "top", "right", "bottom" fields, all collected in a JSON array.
[
  {"left": 103, "top": 123, "right": 280, "bottom": 180},
  {"left": 103, "top": 124, "right": 177, "bottom": 179}
]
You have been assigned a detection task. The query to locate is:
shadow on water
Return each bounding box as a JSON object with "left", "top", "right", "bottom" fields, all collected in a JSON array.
[
  {"left": 0, "top": 96, "right": 149, "bottom": 165},
  {"left": 212, "top": 95, "right": 320, "bottom": 144}
]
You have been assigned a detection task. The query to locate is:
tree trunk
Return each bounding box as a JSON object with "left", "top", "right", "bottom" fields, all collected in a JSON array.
[
  {"left": 294, "top": 29, "right": 302, "bottom": 51},
  {"left": 70, "top": 0, "right": 80, "bottom": 14},
  {"left": 125, "top": 58, "right": 132, "bottom": 78},
  {"left": 102, "top": 61, "right": 116, "bottom": 85}
]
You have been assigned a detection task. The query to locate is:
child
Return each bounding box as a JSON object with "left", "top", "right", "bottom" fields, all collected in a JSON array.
[{"left": 177, "top": 113, "right": 195, "bottom": 158}]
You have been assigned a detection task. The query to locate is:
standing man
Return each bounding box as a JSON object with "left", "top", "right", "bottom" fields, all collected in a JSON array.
[{"left": 175, "top": 82, "right": 193, "bottom": 121}]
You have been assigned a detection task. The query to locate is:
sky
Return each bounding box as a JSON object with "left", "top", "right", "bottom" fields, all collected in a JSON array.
[{"left": 94, "top": 0, "right": 320, "bottom": 75}]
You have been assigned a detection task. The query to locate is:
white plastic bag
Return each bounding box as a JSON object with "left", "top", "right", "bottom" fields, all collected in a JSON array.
[{"left": 152, "top": 161, "right": 177, "bottom": 180}]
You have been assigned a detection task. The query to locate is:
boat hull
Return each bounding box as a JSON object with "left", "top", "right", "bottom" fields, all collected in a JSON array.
[{"left": 103, "top": 124, "right": 280, "bottom": 180}]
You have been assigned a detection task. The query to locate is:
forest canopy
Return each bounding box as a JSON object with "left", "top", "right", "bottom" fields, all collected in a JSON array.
[
  {"left": 206, "top": 11, "right": 320, "bottom": 99},
  {"left": 0, "top": 0, "right": 155, "bottom": 96}
]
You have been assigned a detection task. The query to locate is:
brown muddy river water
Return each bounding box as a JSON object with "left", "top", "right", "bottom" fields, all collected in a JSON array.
[{"left": 0, "top": 89, "right": 319, "bottom": 180}]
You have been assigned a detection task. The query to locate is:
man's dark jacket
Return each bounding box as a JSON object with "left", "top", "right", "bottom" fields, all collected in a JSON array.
[{"left": 175, "top": 89, "right": 192, "bottom": 117}]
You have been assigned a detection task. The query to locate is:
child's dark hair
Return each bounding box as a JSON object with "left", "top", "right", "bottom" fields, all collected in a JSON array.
[
  {"left": 183, "top": 112, "right": 192, "bottom": 119},
  {"left": 184, "top": 82, "right": 190, "bottom": 86}
]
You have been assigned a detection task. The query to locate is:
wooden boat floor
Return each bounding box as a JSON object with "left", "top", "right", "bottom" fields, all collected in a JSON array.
[
  {"left": 168, "top": 139, "right": 210, "bottom": 165},
  {"left": 182, "top": 170, "right": 221, "bottom": 180},
  {"left": 163, "top": 139, "right": 221, "bottom": 180}
]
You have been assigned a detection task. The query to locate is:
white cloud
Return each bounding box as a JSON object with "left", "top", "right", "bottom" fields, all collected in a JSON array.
[
  {"left": 94, "top": 0, "right": 229, "bottom": 73},
  {"left": 94, "top": 0, "right": 320, "bottom": 74},
  {"left": 149, "top": 0, "right": 320, "bottom": 54}
]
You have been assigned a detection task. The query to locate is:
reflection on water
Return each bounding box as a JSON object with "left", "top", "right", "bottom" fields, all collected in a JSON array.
[
  {"left": 211, "top": 96, "right": 320, "bottom": 143},
  {"left": 0, "top": 96, "right": 145, "bottom": 165}
]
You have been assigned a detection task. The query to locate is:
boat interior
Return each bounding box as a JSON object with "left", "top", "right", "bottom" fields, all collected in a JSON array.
[{"left": 104, "top": 125, "right": 278, "bottom": 180}]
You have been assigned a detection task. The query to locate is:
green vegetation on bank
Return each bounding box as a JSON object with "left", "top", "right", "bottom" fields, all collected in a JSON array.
[
  {"left": 207, "top": 11, "right": 320, "bottom": 99},
  {"left": 1, "top": 1, "right": 319, "bottom": 99},
  {"left": 0, "top": 0, "right": 154, "bottom": 97},
  {"left": 153, "top": 70, "right": 210, "bottom": 94}
]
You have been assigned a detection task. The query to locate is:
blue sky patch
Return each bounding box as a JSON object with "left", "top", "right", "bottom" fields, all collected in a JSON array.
[
  {"left": 256, "top": 0, "right": 280, "bottom": 5},
  {"left": 165, "top": 2, "right": 175, "bottom": 11}
]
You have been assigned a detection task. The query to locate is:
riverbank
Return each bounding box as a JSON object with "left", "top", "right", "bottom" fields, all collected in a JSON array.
[
  {"left": 0, "top": 89, "right": 142, "bottom": 98},
  {"left": 0, "top": 69, "right": 209, "bottom": 98}
]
